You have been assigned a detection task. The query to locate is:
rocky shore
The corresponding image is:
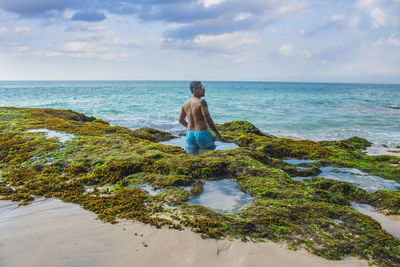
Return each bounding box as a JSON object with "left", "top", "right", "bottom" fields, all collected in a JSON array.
[{"left": 0, "top": 107, "right": 399, "bottom": 266}]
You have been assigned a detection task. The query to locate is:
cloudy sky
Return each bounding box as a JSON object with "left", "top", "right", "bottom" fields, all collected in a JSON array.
[{"left": 0, "top": 0, "right": 399, "bottom": 83}]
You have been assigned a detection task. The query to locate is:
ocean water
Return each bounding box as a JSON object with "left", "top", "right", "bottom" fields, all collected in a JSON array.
[{"left": 0, "top": 81, "right": 399, "bottom": 147}]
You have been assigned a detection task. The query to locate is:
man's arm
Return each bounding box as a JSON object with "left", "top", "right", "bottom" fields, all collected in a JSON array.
[
  {"left": 179, "top": 107, "right": 188, "bottom": 128},
  {"left": 200, "top": 100, "right": 222, "bottom": 140}
]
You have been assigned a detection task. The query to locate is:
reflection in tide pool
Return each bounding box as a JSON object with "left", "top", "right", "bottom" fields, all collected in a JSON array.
[
  {"left": 160, "top": 137, "right": 238, "bottom": 155},
  {"left": 293, "top": 167, "right": 400, "bottom": 193},
  {"left": 283, "top": 159, "right": 317, "bottom": 170},
  {"left": 283, "top": 159, "right": 317, "bottom": 165},
  {"left": 351, "top": 203, "right": 400, "bottom": 239},
  {"left": 187, "top": 179, "right": 253, "bottom": 214}
]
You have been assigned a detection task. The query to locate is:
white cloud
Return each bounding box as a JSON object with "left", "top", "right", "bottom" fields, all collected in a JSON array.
[
  {"left": 388, "top": 32, "right": 400, "bottom": 46},
  {"left": 275, "top": 3, "right": 304, "bottom": 15},
  {"left": 32, "top": 29, "right": 157, "bottom": 61},
  {"left": 67, "top": 23, "right": 107, "bottom": 33},
  {"left": 279, "top": 44, "right": 312, "bottom": 59},
  {"left": 193, "top": 33, "right": 258, "bottom": 51},
  {"left": 301, "top": 49, "right": 312, "bottom": 59},
  {"left": 269, "top": 27, "right": 280, "bottom": 33},
  {"left": 114, "top": 36, "right": 163, "bottom": 48},
  {"left": 35, "top": 50, "right": 64, "bottom": 57},
  {"left": 0, "top": 44, "right": 30, "bottom": 58},
  {"left": 36, "top": 47, "right": 134, "bottom": 60},
  {"left": 349, "top": 16, "right": 360, "bottom": 28},
  {"left": 374, "top": 32, "right": 400, "bottom": 46},
  {"left": 317, "top": 40, "right": 400, "bottom": 79},
  {"left": 62, "top": 41, "right": 91, "bottom": 52},
  {"left": 199, "top": 0, "right": 225, "bottom": 8},
  {"left": 15, "top": 46, "right": 29, "bottom": 52},
  {"left": 0, "top": 26, "right": 30, "bottom": 39},
  {"left": 63, "top": 10, "right": 74, "bottom": 19},
  {"left": 299, "top": 13, "right": 350, "bottom": 37},
  {"left": 330, "top": 14, "right": 346, "bottom": 23},
  {"left": 279, "top": 44, "right": 293, "bottom": 57},
  {"left": 14, "top": 27, "right": 30, "bottom": 35},
  {"left": 354, "top": 0, "right": 400, "bottom": 27},
  {"left": 234, "top": 12, "right": 253, "bottom": 22},
  {"left": 370, "top": 7, "right": 388, "bottom": 27}
]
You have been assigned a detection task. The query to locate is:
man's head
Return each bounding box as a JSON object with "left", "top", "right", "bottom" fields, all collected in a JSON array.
[{"left": 190, "top": 81, "right": 205, "bottom": 97}]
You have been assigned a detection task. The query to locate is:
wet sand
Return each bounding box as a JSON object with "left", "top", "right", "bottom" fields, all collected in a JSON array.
[
  {"left": 0, "top": 199, "right": 369, "bottom": 267},
  {"left": 386, "top": 215, "right": 400, "bottom": 223},
  {"left": 351, "top": 203, "right": 400, "bottom": 239}
]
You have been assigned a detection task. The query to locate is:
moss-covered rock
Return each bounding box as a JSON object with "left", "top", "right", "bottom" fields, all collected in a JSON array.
[
  {"left": 217, "top": 120, "right": 271, "bottom": 137},
  {"left": 132, "top": 127, "right": 176, "bottom": 142},
  {"left": 369, "top": 190, "right": 400, "bottom": 214},
  {"left": 1, "top": 106, "right": 399, "bottom": 266}
]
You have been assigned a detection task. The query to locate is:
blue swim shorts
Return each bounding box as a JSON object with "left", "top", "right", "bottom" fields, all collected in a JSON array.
[{"left": 185, "top": 129, "right": 216, "bottom": 150}]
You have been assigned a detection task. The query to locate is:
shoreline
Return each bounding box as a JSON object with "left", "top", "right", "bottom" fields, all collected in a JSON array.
[{"left": 0, "top": 198, "right": 369, "bottom": 267}]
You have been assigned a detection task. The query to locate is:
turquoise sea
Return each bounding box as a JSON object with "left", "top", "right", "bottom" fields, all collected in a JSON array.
[{"left": 0, "top": 81, "right": 399, "bottom": 147}]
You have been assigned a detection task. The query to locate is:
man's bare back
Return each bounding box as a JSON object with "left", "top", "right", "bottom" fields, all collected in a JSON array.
[
  {"left": 181, "top": 98, "right": 209, "bottom": 131},
  {"left": 179, "top": 81, "right": 222, "bottom": 140}
]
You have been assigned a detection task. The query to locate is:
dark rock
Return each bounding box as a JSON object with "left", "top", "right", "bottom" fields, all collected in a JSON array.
[
  {"left": 217, "top": 120, "right": 275, "bottom": 137},
  {"left": 190, "top": 180, "right": 205, "bottom": 197},
  {"left": 43, "top": 108, "right": 96, "bottom": 122},
  {"left": 132, "top": 127, "right": 176, "bottom": 142}
]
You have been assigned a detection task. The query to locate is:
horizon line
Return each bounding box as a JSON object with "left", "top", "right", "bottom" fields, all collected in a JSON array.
[{"left": 0, "top": 79, "right": 399, "bottom": 86}]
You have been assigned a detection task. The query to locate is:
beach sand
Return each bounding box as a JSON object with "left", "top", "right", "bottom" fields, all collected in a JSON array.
[
  {"left": 0, "top": 198, "right": 369, "bottom": 267},
  {"left": 386, "top": 215, "right": 400, "bottom": 223}
]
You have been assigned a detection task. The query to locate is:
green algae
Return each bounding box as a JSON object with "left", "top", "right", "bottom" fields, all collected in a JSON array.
[
  {"left": 0, "top": 107, "right": 400, "bottom": 266},
  {"left": 131, "top": 127, "right": 176, "bottom": 142},
  {"left": 369, "top": 190, "right": 400, "bottom": 214},
  {"left": 216, "top": 120, "right": 273, "bottom": 138}
]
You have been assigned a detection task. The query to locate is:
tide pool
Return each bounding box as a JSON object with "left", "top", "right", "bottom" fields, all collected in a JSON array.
[
  {"left": 293, "top": 166, "right": 400, "bottom": 193},
  {"left": 187, "top": 179, "right": 253, "bottom": 214}
]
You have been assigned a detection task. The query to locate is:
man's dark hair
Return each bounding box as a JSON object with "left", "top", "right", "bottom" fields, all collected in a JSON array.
[{"left": 190, "top": 81, "right": 202, "bottom": 93}]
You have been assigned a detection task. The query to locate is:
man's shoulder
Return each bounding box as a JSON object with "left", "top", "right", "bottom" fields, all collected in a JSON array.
[
  {"left": 182, "top": 99, "right": 194, "bottom": 110},
  {"left": 184, "top": 98, "right": 202, "bottom": 105},
  {"left": 182, "top": 99, "right": 191, "bottom": 105}
]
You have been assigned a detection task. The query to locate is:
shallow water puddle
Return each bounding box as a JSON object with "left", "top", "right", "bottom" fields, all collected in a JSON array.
[
  {"left": 160, "top": 137, "right": 238, "bottom": 151},
  {"left": 283, "top": 159, "right": 317, "bottom": 165},
  {"left": 186, "top": 179, "right": 253, "bottom": 214},
  {"left": 283, "top": 159, "right": 317, "bottom": 170},
  {"left": 351, "top": 203, "right": 400, "bottom": 239},
  {"left": 363, "top": 144, "right": 400, "bottom": 157},
  {"left": 139, "top": 184, "right": 163, "bottom": 195},
  {"left": 26, "top": 128, "right": 75, "bottom": 143},
  {"left": 293, "top": 166, "right": 400, "bottom": 193}
]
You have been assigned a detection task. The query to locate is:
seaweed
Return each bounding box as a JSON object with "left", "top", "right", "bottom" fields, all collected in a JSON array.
[{"left": 1, "top": 107, "right": 399, "bottom": 266}]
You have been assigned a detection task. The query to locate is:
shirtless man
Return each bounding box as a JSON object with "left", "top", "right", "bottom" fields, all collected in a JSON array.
[{"left": 179, "top": 81, "right": 222, "bottom": 153}]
